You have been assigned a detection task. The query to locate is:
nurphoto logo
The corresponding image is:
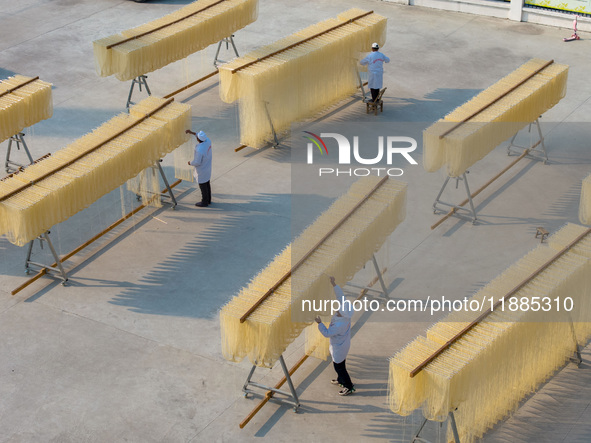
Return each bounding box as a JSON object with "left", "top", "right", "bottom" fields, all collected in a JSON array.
[{"left": 303, "top": 131, "right": 418, "bottom": 177}]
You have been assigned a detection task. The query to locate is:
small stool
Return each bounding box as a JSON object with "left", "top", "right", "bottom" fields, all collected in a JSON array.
[
  {"left": 366, "top": 87, "right": 387, "bottom": 116},
  {"left": 535, "top": 227, "right": 549, "bottom": 243}
]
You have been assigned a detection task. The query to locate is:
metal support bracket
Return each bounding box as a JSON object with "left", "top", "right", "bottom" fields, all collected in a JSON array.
[
  {"left": 242, "top": 355, "right": 301, "bottom": 412},
  {"left": 157, "top": 161, "right": 177, "bottom": 208},
  {"left": 411, "top": 411, "right": 461, "bottom": 443},
  {"left": 568, "top": 316, "right": 583, "bottom": 366},
  {"left": 214, "top": 35, "right": 240, "bottom": 67},
  {"left": 506, "top": 118, "right": 548, "bottom": 164},
  {"left": 357, "top": 69, "right": 368, "bottom": 102},
  {"left": 5, "top": 132, "right": 34, "bottom": 173},
  {"left": 433, "top": 172, "right": 477, "bottom": 224},
  {"left": 263, "top": 101, "right": 280, "bottom": 148},
  {"left": 126, "top": 75, "right": 152, "bottom": 109},
  {"left": 25, "top": 231, "right": 68, "bottom": 284},
  {"left": 346, "top": 254, "right": 389, "bottom": 299}
]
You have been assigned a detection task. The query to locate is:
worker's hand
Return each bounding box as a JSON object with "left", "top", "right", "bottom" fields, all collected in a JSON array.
[
  {"left": 187, "top": 161, "right": 190, "bottom": 165},
  {"left": 315, "top": 316, "right": 322, "bottom": 324},
  {"left": 185, "top": 129, "right": 194, "bottom": 135},
  {"left": 329, "top": 276, "right": 336, "bottom": 287}
]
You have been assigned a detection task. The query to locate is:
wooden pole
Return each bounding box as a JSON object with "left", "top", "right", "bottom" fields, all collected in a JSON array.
[
  {"left": 163, "top": 70, "right": 219, "bottom": 99},
  {"left": 239, "top": 354, "right": 309, "bottom": 429},
  {"left": 0, "top": 98, "right": 175, "bottom": 203},
  {"left": 410, "top": 226, "right": 591, "bottom": 377},
  {"left": 438, "top": 60, "right": 553, "bottom": 139},
  {"left": 0, "top": 76, "right": 40, "bottom": 98},
  {"left": 1, "top": 153, "right": 51, "bottom": 182},
  {"left": 11, "top": 180, "right": 182, "bottom": 296},
  {"left": 106, "top": 0, "right": 228, "bottom": 49},
  {"left": 431, "top": 146, "right": 534, "bottom": 230},
  {"left": 230, "top": 11, "right": 374, "bottom": 74},
  {"left": 234, "top": 145, "right": 248, "bottom": 152},
  {"left": 239, "top": 176, "right": 389, "bottom": 323}
]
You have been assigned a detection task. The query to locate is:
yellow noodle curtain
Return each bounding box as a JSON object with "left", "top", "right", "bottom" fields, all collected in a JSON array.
[
  {"left": 0, "top": 97, "right": 191, "bottom": 246},
  {"left": 220, "top": 177, "right": 406, "bottom": 368},
  {"left": 423, "top": 59, "right": 568, "bottom": 178},
  {"left": 93, "top": 0, "right": 258, "bottom": 81},
  {"left": 0, "top": 75, "right": 52, "bottom": 143},
  {"left": 389, "top": 223, "right": 591, "bottom": 443},
  {"left": 218, "top": 8, "right": 387, "bottom": 148}
]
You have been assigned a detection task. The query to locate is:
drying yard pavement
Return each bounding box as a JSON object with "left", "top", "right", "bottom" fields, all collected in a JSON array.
[{"left": 1, "top": 0, "right": 591, "bottom": 442}]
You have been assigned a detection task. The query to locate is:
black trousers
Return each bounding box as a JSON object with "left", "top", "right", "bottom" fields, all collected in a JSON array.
[
  {"left": 370, "top": 88, "right": 380, "bottom": 102},
  {"left": 198, "top": 181, "right": 211, "bottom": 205},
  {"left": 333, "top": 359, "right": 353, "bottom": 390}
]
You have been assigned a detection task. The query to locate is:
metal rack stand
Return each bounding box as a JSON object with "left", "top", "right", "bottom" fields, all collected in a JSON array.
[
  {"left": 433, "top": 172, "right": 477, "bottom": 224},
  {"left": 345, "top": 254, "right": 389, "bottom": 299},
  {"left": 411, "top": 411, "right": 461, "bottom": 443},
  {"left": 357, "top": 69, "right": 368, "bottom": 102},
  {"left": 25, "top": 231, "right": 68, "bottom": 284},
  {"left": 126, "top": 75, "right": 151, "bottom": 109},
  {"left": 506, "top": 118, "right": 548, "bottom": 164},
  {"left": 5, "top": 132, "right": 34, "bottom": 173},
  {"left": 134, "top": 161, "right": 178, "bottom": 208},
  {"left": 242, "top": 355, "right": 301, "bottom": 412},
  {"left": 263, "top": 101, "right": 280, "bottom": 148},
  {"left": 213, "top": 34, "right": 239, "bottom": 66}
]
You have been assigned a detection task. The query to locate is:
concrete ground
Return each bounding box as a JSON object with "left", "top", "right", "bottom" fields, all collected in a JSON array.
[{"left": 1, "top": 0, "right": 591, "bottom": 442}]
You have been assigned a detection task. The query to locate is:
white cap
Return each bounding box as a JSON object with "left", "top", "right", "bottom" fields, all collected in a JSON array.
[
  {"left": 197, "top": 131, "right": 207, "bottom": 140},
  {"left": 371, "top": 42, "right": 379, "bottom": 49}
]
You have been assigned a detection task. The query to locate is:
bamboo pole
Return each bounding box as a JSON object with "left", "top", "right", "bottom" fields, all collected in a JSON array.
[
  {"left": 0, "top": 76, "right": 40, "bottom": 99},
  {"left": 0, "top": 98, "right": 175, "bottom": 203},
  {"left": 410, "top": 226, "right": 591, "bottom": 377},
  {"left": 239, "top": 176, "right": 389, "bottom": 323},
  {"left": 438, "top": 60, "right": 553, "bottom": 139},
  {"left": 11, "top": 179, "right": 182, "bottom": 296},
  {"left": 106, "top": 0, "right": 228, "bottom": 49},
  {"left": 230, "top": 11, "right": 374, "bottom": 74},
  {"left": 431, "top": 146, "right": 535, "bottom": 230},
  {"left": 163, "top": 70, "right": 219, "bottom": 99}
]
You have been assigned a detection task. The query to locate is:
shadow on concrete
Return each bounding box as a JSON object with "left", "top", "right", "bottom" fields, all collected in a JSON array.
[{"left": 107, "top": 191, "right": 291, "bottom": 318}]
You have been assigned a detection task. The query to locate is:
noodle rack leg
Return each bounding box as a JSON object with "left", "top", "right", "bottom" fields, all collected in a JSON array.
[
  {"left": 411, "top": 411, "right": 461, "bottom": 443},
  {"left": 344, "top": 254, "right": 389, "bottom": 299},
  {"left": 213, "top": 35, "right": 240, "bottom": 67},
  {"left": 5, "top": 133, "right": 34, "bottom": 173},
  {"left": 24, "top": 231, "right": 68, "bottom": 285},
  {"left": 242, "top": 355, "right": 301, "bottom": 412},
  {"left": 506, "top": 118, "right": 548, "bottom": 164},
  {"left": 432, "top": 172, "right": 477, "bottom": 224},
  {"left": 126, "top": 75, "right": 152, "bottom": 110}
]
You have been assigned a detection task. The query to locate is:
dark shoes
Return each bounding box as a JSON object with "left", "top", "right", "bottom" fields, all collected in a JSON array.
[
  {"left": 195, "top": 202, "right": 209, "bottom": 207},
  {"left": 338, "top": 387, "right": 355, "bottom": 396}
]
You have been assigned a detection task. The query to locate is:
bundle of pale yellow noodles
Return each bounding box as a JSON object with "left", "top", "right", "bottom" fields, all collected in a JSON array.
[
  {"left": 220, "top": 176, "right": 406, "bottom": 368},
  {"left": 219, "top": 8, "right": 387, "bottom": 148},
  {"left": 93, "top": 0, "right": 258, "bottom": 81},
  {"left": 0, "top": 97, "right": 191, "bottom": 246},
  {"left": 579, "top": 173, "right": 591, "bottom": 225},
  {"left": 389, "top": 223, "right": 591, "bottom": 443},
  {"left": 423, "top": 59, "right": 568, "bottom": 177},
  {"left": 0, "top": 75, "right": 52, "bottom": 143}
]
